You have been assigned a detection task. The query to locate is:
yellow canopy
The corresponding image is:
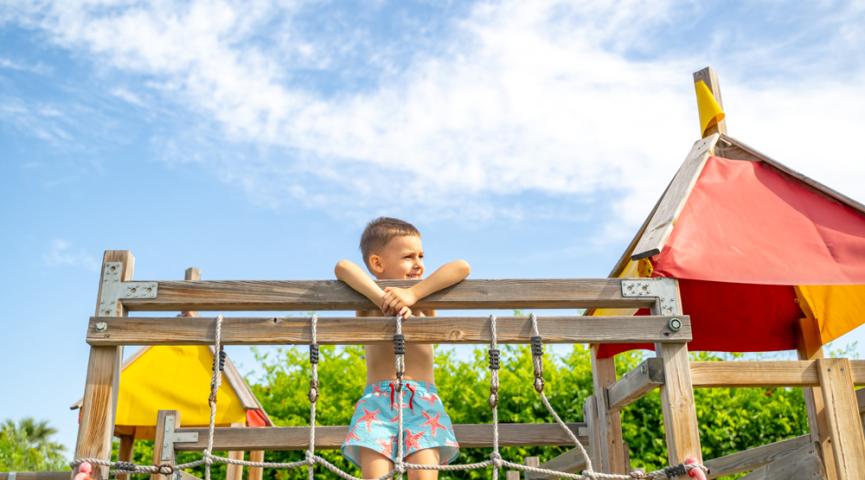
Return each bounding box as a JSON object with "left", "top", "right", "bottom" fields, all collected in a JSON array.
[
  {"left": 115, "top": 346, "right": 247, "bottom": 427},
  {"left": 796, "top": 285, "right": 865, "bottom": 345}
]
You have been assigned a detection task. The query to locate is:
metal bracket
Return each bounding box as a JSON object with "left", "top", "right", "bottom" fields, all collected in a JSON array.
[
  {"left": 160, "top": 414, "right": 199, "bottom": 462},
  {"left": 620, "top": 278, "right": 680, "bottom": 315},
  {"left": 97, "top": 262, "right": 157, "bottom": 316}
]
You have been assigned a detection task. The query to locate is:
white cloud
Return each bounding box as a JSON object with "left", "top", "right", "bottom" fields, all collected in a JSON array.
[
  {"left": 42, "top": 239, "right": 100, "bottom": 271},
  {"left": 7, "top": 0, "right": 865, "bottom": 235}
]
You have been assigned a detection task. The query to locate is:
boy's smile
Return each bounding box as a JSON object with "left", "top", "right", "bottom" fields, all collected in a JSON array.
[{"left": 371, "top": 235, "right": 425, "bottom": 280}]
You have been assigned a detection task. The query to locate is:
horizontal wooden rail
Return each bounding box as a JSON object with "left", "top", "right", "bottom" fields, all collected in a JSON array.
[
  {"left": 87, "top": 315, "right": 691, "bottom": 345},
  {"left": 703, "top": 435, "right": 810, "bottom": 479},
  {"left": 526, "top": 448, "right": 587, "bottom": 479},
  {"left": 173, "top": 423, "right": 587, "bottom": 451},
  {"left": 121, "top": 279, "right": 660, "bottom": 311},
  {"left": 606, "top": 358, "right": 665, "bottom": 410},
  {"left": 690, "top": 360, "right": 865, "bottom": 387},
  {"left": 0, "top": 474, "right": 70, "bottom": 480}
]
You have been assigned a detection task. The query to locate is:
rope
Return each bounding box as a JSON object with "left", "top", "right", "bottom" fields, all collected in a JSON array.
[{"left": 69, "top": 311, "right": 708, "bottom": 480}]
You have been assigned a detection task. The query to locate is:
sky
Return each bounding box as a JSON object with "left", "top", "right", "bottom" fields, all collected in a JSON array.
[{"left": 2, "top": 0, "right": 865, "bottom": 460}]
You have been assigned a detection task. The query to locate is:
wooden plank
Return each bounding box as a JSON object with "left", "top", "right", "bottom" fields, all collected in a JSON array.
[
  {"left": 75, "top": 250, "right": 133, "bottom": 480},
  {"left": 117, "top": 434, "right": 134, "bottom": 480},
  {"left": 152, "top": 410, "right": 179, "bottom": 480},
  {"left": 524, "top": 457, "right": 539, "bottom": 480},
  {"left": 703, "top": 435, "right": 811, "bottom": 479},
  {"left": 174, "top": 423, "right": 587, "bottom": 451},
  {"left": 87, "top": 315, "right": 691, "bottom": 346},
  {"left": 606, "top": 358, "right": 664, "bottom": 410},
  {"left": 583, "top": 396, "right": 602, "bottom": 469},
  {"left": 121, "top": 279, "right": 658, "bottom": 311},
  {"left": 656, "top": 341, "right": 702, "bottom": 465},
  {"left": 858, "top": 388, "right": 865, "bottom": 414},
  {"left": 631, "top": 134, "right": 720, "bottom": 260},
  {"left": 737, "top": 441, "right": 824, "bottom": 480},
  {"left": 506, "top": 471, "right": 521, "bottom": 480},
  {"left": 225, "top": 423, "right": 244, "bottom": 480},
  {"left": 817, "top": 358, "right": 865, "bottom": 479},
  {"left": 526, "top": 448, "right": 588, "bottom": 479},
  {"left": 590, "top": 347, "right": 627, "bottom": 473},
  {"left": 719, "top": 134, "right": 865, "bottom": 216},
  {"left": 796, "top": 316, "right": 838, "bottom": 480},
  {"left": 690, "top": 360, "right": 865, "bottom": 387},
  {"left": 0, "top": 474, "right": 71, "bottom": 480},
  {"left": 693, "top": 66, "right": 727, "bottom": 136},
  {"left": 248, "top": 450, "right": 264, "bottom": 480}
]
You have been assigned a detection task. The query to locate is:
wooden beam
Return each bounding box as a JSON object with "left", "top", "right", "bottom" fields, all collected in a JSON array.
[
  {"left": 174, "top": 423, "right": 588, "bottom": 451},
  {"left": 736, "top": 442, "right": 824, "bottom": 480},
  {"left": 606, "top": 358, "right": 664, "bottom": 410},
  {"left": 631, "top": 134, "right": 720, "bottom": 260},
  {"left": 526, "top": 448, "right": 588, "bottom": 479},
  {"left": 75, "top": 251, "right": 133, "bottom": 480},
  {"left": 87, "top": 315, "right": 690, "bottom": 346},
  {"left": 590, "top": 346, "right": 627, "bottom": 473},
  {"left": 816, "top": 358, "right": 865, "bottom": 479},
  {"left": 796, "top": 316, "right": 838, "bottom": 480},
  {"left": 523, "top": 457, "right": 539, "bottom": 480},
  {"left": 693, "top": 66, "right": 727, "bottom": 136},
  {"left": 703, "top": 435, "right": 811, "bottom": 479},
  {"left": 583, "top": 396, "right": 603, "bottom": 469},
  {"left": 225, "top": 423, "right": 244, "bottom": 480},
  {"left": 117, "top": 434, "right": 134, "bottom": 480},
  {"left": 690, "top": 360, "right": 865, "bottom": 387},
  {"left": 248, "top": 450, "right": 264, "bottom": 480},
  {"left": 152, "top": 410, "right": 179, "bottom": 480},
  {"left": 120, "top": 279, "right": 658, "bottom": 311}
]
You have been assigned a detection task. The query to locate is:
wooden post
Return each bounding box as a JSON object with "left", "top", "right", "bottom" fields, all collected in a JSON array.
[
  {"left": 654, "top": 281, "right": 702, "bottom": 465},
  {"left": 75, "top": 251, "right": 134, "bottom": 480},
  {"left": 693, "top": 66, "right": 727, "bottom": 136},
  {"left": 584, "top": 396, "right": 603, "bottom": 469},
  {"left": 226, "top": 423, "right": 245, "bottom": 480},
  {"left": 506, "top": 471, "right": 521, "bottom": 480},
  {"left": 816, "top": 358, "right": 865, "bottom": 479},
  {"left": 248, "top": 450, "right": 265, "bottom": 480},
  {"left": 524, "top": 456, "right": 539, "bottom": 480},
  {"left": 590, "top": 346, "right": 627, "bottom": 473},
  {"left": 797, "top": 317, "right": 838, "bottom": 479},
  {"left": 117, "top": 435, "right": 135, "bottom": 480},
  {"left": 152, "top": 410, "right": 179, "bottom": 480}
]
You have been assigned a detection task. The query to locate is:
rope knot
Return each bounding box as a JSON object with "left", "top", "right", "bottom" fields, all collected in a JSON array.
[
  {"left": 490, "top": 452, "right": 503, "bottom": 468},
  {"left": 305, "top": 450, "right": 316, "bottom": 465},
  {"left": 157, "top": 464, "right": 175, "bottom": 475},
  {"left": 533, "top": 377, "right": 545, "bottom": 393},
  {"left": 488, "top": 392, "right": 498, "bottom": 408}
]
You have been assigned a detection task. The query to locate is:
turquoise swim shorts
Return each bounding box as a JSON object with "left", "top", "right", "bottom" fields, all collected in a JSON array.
[{"left": 341, "top": 380, "right": 460, "bottom": 468}]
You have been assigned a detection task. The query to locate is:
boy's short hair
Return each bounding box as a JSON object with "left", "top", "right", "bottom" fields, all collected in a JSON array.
[{"left": 360, "top": 217, "right": 420, "bottom": 268}]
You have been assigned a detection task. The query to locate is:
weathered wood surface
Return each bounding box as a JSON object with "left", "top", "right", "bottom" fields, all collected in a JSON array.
[
  {"left": 690, "top": 360, "right": 865, "bottom": 387},
  {"left": 606, "top": 358, "right": 664, "bottom": 410},
  {"left": 796, "top": 317, "right": 838, "bottom": 480},
  {"left": 120, "top": 279, "right": 659, "bottom": 311},
  {"left": 737, "top": 440, "right": 824, "bottom": 480},
  {"left": 584, "top": 396, "right": 602, "bottom": 470},
  {"left": 174, "top": 423, "right": 587, "bottom": 451},
  {"left": 526, "top": 448, "right": 588, "bottom": 479},
  {"left": 656, "top": 342, "right": 702, "bottom": 465},
  {"left": 248, "top": 450, "right": 264, "bottom": 480},
  {"left": 631, "top": 134, "right": 719, "bottom": 260},
  {"left": 152, "top": 410, "right": 178, "bottom": 480},
  {"left": 816, "top": 358, "right": 865, "bottom": 479},
  {"left": 0, "top": 474, "right": 71, "bottom": 480},
  {"left": 226, "top": 422, "right": 244, "bottom": 480},
  {"left": 117, "top": 434, "right": 134, "bottom": 480},
  {"left": 703, "top": 435, "right": 810, "bottom": 479},
  {"left": 87, "top": 315, "right": 691, "bottom": 345},
  {"left": 590, "top": 347, "right": 627, "bottom": 473},
  {"left": 693, "top": 66, "right": 727, "bottom": 136},
  {"left": 76, "top": 251, "right": 132, "bottom": 480}
]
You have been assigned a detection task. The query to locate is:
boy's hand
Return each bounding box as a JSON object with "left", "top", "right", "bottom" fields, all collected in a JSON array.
[{"left": 380, "top": 287, "right": 416, "bottom": 319}]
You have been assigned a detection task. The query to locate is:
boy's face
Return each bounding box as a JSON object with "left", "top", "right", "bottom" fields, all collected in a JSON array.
[{"left": 368, "top": 234, "right": 424, "bottom": 280}]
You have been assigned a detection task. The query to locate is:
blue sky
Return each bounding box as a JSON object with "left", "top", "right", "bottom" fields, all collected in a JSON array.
[{"left": 2, "top": 0, "right": 864, "bottom": 459}]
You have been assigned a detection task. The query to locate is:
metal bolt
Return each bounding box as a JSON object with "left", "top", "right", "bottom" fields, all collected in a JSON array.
[
  {"left": 668, "top": 317, "right": 682, "bottom": 332},
  {"left": 95, "top": 322, "right": 108, "bottom": 332}
]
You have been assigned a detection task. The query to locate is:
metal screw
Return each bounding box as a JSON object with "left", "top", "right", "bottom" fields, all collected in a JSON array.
[
  {"left": 95, "top": 322, "right": 108, "bottom": 332},
  {"left": 668, "top": 317, "right": 682, "bottom": 332}
]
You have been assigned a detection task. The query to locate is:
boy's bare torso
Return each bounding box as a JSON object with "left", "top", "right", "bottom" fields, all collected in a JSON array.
[{"left": 359, "top": 309, "right": 435, "bottom": 384}]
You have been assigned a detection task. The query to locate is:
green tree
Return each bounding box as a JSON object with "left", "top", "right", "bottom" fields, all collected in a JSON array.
[{"left": 0, "top": 418, "right": 68, "bottom": 471}]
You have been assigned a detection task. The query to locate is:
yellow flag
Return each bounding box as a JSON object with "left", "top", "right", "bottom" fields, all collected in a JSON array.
[{"left": 694, "top": 80, "right": 725, "bottom": 137}]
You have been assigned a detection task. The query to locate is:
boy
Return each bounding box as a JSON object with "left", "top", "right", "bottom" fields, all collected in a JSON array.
[{"left": 335, "top": 217, "right": 471, "bottom": 480}]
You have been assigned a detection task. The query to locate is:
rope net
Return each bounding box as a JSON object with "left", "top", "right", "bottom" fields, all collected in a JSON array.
[{"left": 72, "top": 313, "right": 708, "bottom": 480}]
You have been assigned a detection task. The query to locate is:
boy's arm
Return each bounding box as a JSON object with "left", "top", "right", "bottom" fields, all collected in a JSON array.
[
  {"left": 334, "top": 259, "right": 410, "bottom": 317},
  {"left": 382, "top": 260, "right": 471, "bottom": 312}
]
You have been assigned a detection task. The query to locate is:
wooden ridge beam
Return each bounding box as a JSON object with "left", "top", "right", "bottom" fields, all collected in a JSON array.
[
  {"left": 86, "top": 315, "right": 691, "bottom": 346},
  {"left": 606, "top": 358, "right": 665, "bottom": 410},
  {"left": 690, "top": 360, "right": 865, "bottom": 387},
  {"left": 173, "top": 423, "right": 587, "bottom": 451},
  {"left": 119, "top": 279, "right": 658, "bottom": 312}
]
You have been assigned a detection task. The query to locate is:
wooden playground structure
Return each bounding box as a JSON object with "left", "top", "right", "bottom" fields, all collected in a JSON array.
[{"left": 3, "top": 67, "right": 865, "bottom": 480}]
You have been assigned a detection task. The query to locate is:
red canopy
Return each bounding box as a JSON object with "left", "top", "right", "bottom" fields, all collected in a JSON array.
[{"left": 599, "top": 156, "right": 865, "bottom": 357}]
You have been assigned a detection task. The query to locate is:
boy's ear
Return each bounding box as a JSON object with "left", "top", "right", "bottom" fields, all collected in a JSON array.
[{"left": 368, "top": 254, "right": 384, "bottom": 274}]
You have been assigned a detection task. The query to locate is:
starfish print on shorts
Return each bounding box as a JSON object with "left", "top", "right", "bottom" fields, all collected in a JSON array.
[
  {"left": 421, "top": 411, "right": 447, "bottom": 437},
  {"left": 358, "top": 407, "right": 380, "bottom": 432},
  {"left": 378, "top": 436, "right": 395, "bottom": 458},
  {"left": 372, "top": 384, "right": 385, "bottom": 397},
  {"left": 422, "top": 393, "right": 439, "bottom": 407},
  {"left": 404, "top": 429, "right": 426, "bottom": 452},
  {"left": 345, "top": 426, "right": 361, "bottom": 443}
]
